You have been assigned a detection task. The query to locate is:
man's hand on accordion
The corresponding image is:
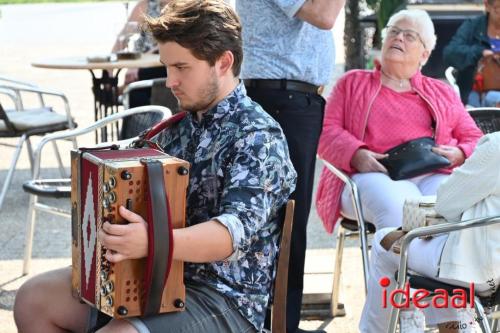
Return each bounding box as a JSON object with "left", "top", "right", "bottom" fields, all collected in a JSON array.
[{"left": 98, "top": 206, "right": 149, "bottom": 263}]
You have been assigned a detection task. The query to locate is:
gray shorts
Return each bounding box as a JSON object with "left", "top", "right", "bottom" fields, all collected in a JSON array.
[{"left": 88, "top": 283, "right": 257, "bottom": 333}]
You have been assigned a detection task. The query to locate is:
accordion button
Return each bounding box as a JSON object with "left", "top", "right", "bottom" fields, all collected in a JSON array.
[
  {"left": 105, "top": 281, "right": 114, "bottom": 293},
  {"left": 102, "top": 199, "right": 110, "bottom": 209},
  {"left": 177, "top": 166, "right": 189, "bottom": 176},
  {"left": 108, "top": 176, "right": 117, "bottom": 188},
  {"left": 108, "top": 192, "right": 116, "bottom": 204},
  {"left": 100, "top": 286, "right": 107, "bottom": 296},
  {"left": 103, "top": 183, "right": 110, "bottom": 193},
  {"left": 174, "top": 299, "right": 185, "bottom": 309},
  {"left": 106, "top": 296, "right": 114, "bottom": 307},
  {"left": 100, "top": 270, "right": 108, "bottom": 281},
  {"left": 121, "top": 171, "right": 132, "bottom": 180},
  {"left": 117, "top": 306, "right": 128, "bottom": 316}
]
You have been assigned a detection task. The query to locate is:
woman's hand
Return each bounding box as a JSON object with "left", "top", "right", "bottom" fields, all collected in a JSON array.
[
  {"left": 124, "top": 68, "right": 140, "bottom": 85},
  {"left": 432, "top": 145, "right": 465, "bottom": 167},
  {"left": 351, "top": 148, "right": 389, "bottom": 173},
  {"left": 98, "top": 206, "right": 148, "bottom": 263}
]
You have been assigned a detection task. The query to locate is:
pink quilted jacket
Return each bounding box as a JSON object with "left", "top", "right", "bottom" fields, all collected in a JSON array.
[{"left": 316, "top": 68, "right": 483, "bottom": 233}]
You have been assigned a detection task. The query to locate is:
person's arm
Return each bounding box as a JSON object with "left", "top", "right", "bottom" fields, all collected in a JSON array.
[
  {"left": 295, "top": 0, "right": 345, "bottom": 30},
  {"left": 112, "top": 0, "right": 149, "bottom": 53},
  {"left": 449, "top": 97, "right": 483, "bottom": 159},
  {"left": 273, "top": 0, "right": 345, "bottom": 30},
  {"left": 100, "top": 207, "right": 234, "bottom": 263},
  {"left": 99, "top": 127, "right": 296, "bottom": 264},
  {"left": 442, "top": 17, "right": 487, "bottom": 71},
  {"left": 436, "top": 134, "right": 500, "bottom": 221},
  {"left": 317, "top": 73, "right": 370, "bottom": 172}
]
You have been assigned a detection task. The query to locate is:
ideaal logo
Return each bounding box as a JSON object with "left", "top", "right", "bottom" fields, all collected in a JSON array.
[{"left": 380, "top": 277, "right": 475, "bottom": 309}]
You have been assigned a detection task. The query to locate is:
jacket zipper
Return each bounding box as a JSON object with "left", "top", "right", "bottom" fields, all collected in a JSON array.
[
  {"left": 361, "top": 81, "right": 383, "bottom": 141},
  {"left": 413, "top": 88, "right": 440, "bottom": 140}
]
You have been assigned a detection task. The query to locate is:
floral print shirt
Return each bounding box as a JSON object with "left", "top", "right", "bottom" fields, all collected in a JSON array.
[{"left": 154, "top": 83, "right": 297, "bottom": 330}]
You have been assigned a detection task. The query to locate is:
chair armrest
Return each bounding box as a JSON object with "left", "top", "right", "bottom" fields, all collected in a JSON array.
[
  {"left": 30, "top": 105, "right": 172, "bottom": 180},
  {"left": 396, "top": 215, "right": 500, "bottom": 285},
  {"left": 317, "top": 156, "right": 366, "bottom": 225},
  {"left": 0, "top": 84, "right": 75, "bottom": 128},
  {"left": 0, "top": 88, "right": 21, "bottom": 110},
  {"left": 388, "top": 215, "right": 500, "bottom": 332},
  {"left": 0, "top": 76, "right": 38, "bottom": 88},
  {"left": 122, "top": 79, "right": 155, "bottom": 109}
]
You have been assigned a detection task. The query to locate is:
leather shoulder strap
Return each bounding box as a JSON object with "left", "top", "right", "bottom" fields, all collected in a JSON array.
[
  {"left": 143, "top": 111, "right": 187, "bottom": 140},
  {"left": 141, "top": 158, "right": 174, "bottom": 316}
]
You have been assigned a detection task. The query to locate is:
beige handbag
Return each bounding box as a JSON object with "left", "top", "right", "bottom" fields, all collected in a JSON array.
[{"left": 402, "top": 196, "right": 447, "bottom": 232}]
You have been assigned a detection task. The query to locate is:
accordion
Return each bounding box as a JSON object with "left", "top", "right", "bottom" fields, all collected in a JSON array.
[
  {"left": 402, "top": 196, "right": 447, "bottom": 232},
  {"left": 70, "top": 146, "right": 190, "bottom": 318}
]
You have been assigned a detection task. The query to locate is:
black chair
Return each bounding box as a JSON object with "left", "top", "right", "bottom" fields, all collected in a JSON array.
[
  {"left": 388, "top": 216, "right": 500, "bottom": 333},
  {"left": 21, "top": 105, "right": 172, "bottom": 275},
  {"left": 468, "top": 107, "right": 500, "bottom": 134}
]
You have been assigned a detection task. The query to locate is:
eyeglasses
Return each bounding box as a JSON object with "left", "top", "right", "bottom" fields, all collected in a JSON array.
[{"left": 386, "top": 26, "right": 425, "bottom": 48}]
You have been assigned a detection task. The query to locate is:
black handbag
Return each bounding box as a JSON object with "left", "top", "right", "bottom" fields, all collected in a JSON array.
[{"left": 380, "top": 137, "right": 451, "bottom": 180}]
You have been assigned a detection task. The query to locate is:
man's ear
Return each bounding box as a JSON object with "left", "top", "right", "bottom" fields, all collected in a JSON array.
[{"left": 217, "top": 51, "right": 235, "bottom": 76}]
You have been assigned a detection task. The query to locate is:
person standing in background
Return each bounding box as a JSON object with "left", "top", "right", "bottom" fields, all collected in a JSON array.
[
  {"left": 112, "top": 0, "right": 170, "bottom": 107},
  {"left": 443, "top": 0, "right": 500, "bottom": 107},
  {"left": 236, "top": 1, "right": 345, "bottom": 332}
]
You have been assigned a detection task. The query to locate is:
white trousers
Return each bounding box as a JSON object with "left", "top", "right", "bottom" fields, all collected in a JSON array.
[
  {"left": 341, "top": 172, "right": 449, "bottom": 229},
  {"left": 359, "top": 228, "right": 498, "bottom": 333}
]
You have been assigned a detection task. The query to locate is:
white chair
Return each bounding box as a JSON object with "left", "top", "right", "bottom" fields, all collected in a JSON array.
[
  {"left": 21, "top": 105, "right": 172, "bottom": 275},
  {"left": 445, "top": 66, "right": 460, "bottom": 97},
  {"left": 0, "top": 80, "right": 76, "bottom": 212},
  {"left": 122, "top": 78, "right": 178, "bottom": 114}
]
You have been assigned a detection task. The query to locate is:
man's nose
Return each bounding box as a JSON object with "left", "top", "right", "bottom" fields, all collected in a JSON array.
[{"left": 166, "top": 75, "right": 178, "bottom": 89}]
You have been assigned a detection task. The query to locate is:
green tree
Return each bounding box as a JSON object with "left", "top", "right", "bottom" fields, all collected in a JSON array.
[{"left": 366, "top": 0, "right": 406, "bottom": 47}]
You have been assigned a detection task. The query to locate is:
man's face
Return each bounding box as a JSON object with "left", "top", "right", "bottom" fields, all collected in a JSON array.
[{"left": 159, "top": 42, "right": 220, "bottom": 112}]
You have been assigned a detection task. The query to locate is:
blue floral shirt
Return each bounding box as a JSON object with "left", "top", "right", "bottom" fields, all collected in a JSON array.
[{"left": 154, "top": 83, "right": 297, "bottom": 330}]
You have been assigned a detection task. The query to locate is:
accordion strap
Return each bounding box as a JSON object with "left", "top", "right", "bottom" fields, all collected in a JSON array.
[
  {"left": 141, "top": 159, "right": 174, "bottom": 316},
  {"left": 131, "top": 112, "right": 187, "bottom": 150}
]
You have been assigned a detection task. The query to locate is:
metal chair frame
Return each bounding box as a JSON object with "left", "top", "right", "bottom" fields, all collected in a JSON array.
[
  {"left": 318, "top": 157, "right": 372, "bottom": 317},
  {"left": 0, "top": 81, "right": 76, "bottom": 212},
  {"left": 388, "top": 216, "right": 500, "bottom": 333},
  {"left": 122, "top": 78, "right": 178, "bottom": 114},
  {"left": 22, "top": 105, "right": 172, "bottom": 275},
  {"left": 445, "top": 66, "right": 460, "bottom": 97}
]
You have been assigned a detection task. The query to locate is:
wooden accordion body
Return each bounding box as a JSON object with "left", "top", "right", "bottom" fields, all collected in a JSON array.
[{"left": 70, "top": 147, "right": 189, "bottom": 318}]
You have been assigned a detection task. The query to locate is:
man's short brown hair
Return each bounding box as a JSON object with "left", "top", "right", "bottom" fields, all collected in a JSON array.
[{"left": 146, "top": 0, "right": 243, "bottom": 76}]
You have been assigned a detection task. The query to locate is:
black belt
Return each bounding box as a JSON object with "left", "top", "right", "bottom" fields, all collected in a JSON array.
[{"left": 244, "top": 79, "right": 321, "bottom": 95}]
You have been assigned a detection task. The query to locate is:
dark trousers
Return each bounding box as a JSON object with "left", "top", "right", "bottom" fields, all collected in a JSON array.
[{"left": 245, "top": 87, "right": 325, "bottom": 333}]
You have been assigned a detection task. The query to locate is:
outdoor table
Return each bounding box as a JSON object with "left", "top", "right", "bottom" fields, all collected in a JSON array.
[{"left": 32, "top": 53, "right": 162, "bottom": 142}]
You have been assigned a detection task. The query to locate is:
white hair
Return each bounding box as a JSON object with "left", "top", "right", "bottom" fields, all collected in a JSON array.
[{"left": 382, "top": 9, "right": 437, "bottom": 52}]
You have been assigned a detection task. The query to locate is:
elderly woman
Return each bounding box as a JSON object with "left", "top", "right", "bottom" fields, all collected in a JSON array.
[
  {"left": 316, "top": 9, "right": 483, "bottom": 234},
  {"left": 443, "top": 0, "right": 500, "bottom": 107},
  {"left": 360, "top": 132, "right": 500, "bottom": 333}
]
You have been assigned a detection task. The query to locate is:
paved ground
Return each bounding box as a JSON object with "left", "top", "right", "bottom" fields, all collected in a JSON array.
[{"left": 0, "top": 3, "right": 366, "bottom": 332}]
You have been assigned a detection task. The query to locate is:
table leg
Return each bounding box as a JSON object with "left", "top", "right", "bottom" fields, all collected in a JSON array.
[{"left": 90, "top": 69, "right": 122, "bottom": 143}]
